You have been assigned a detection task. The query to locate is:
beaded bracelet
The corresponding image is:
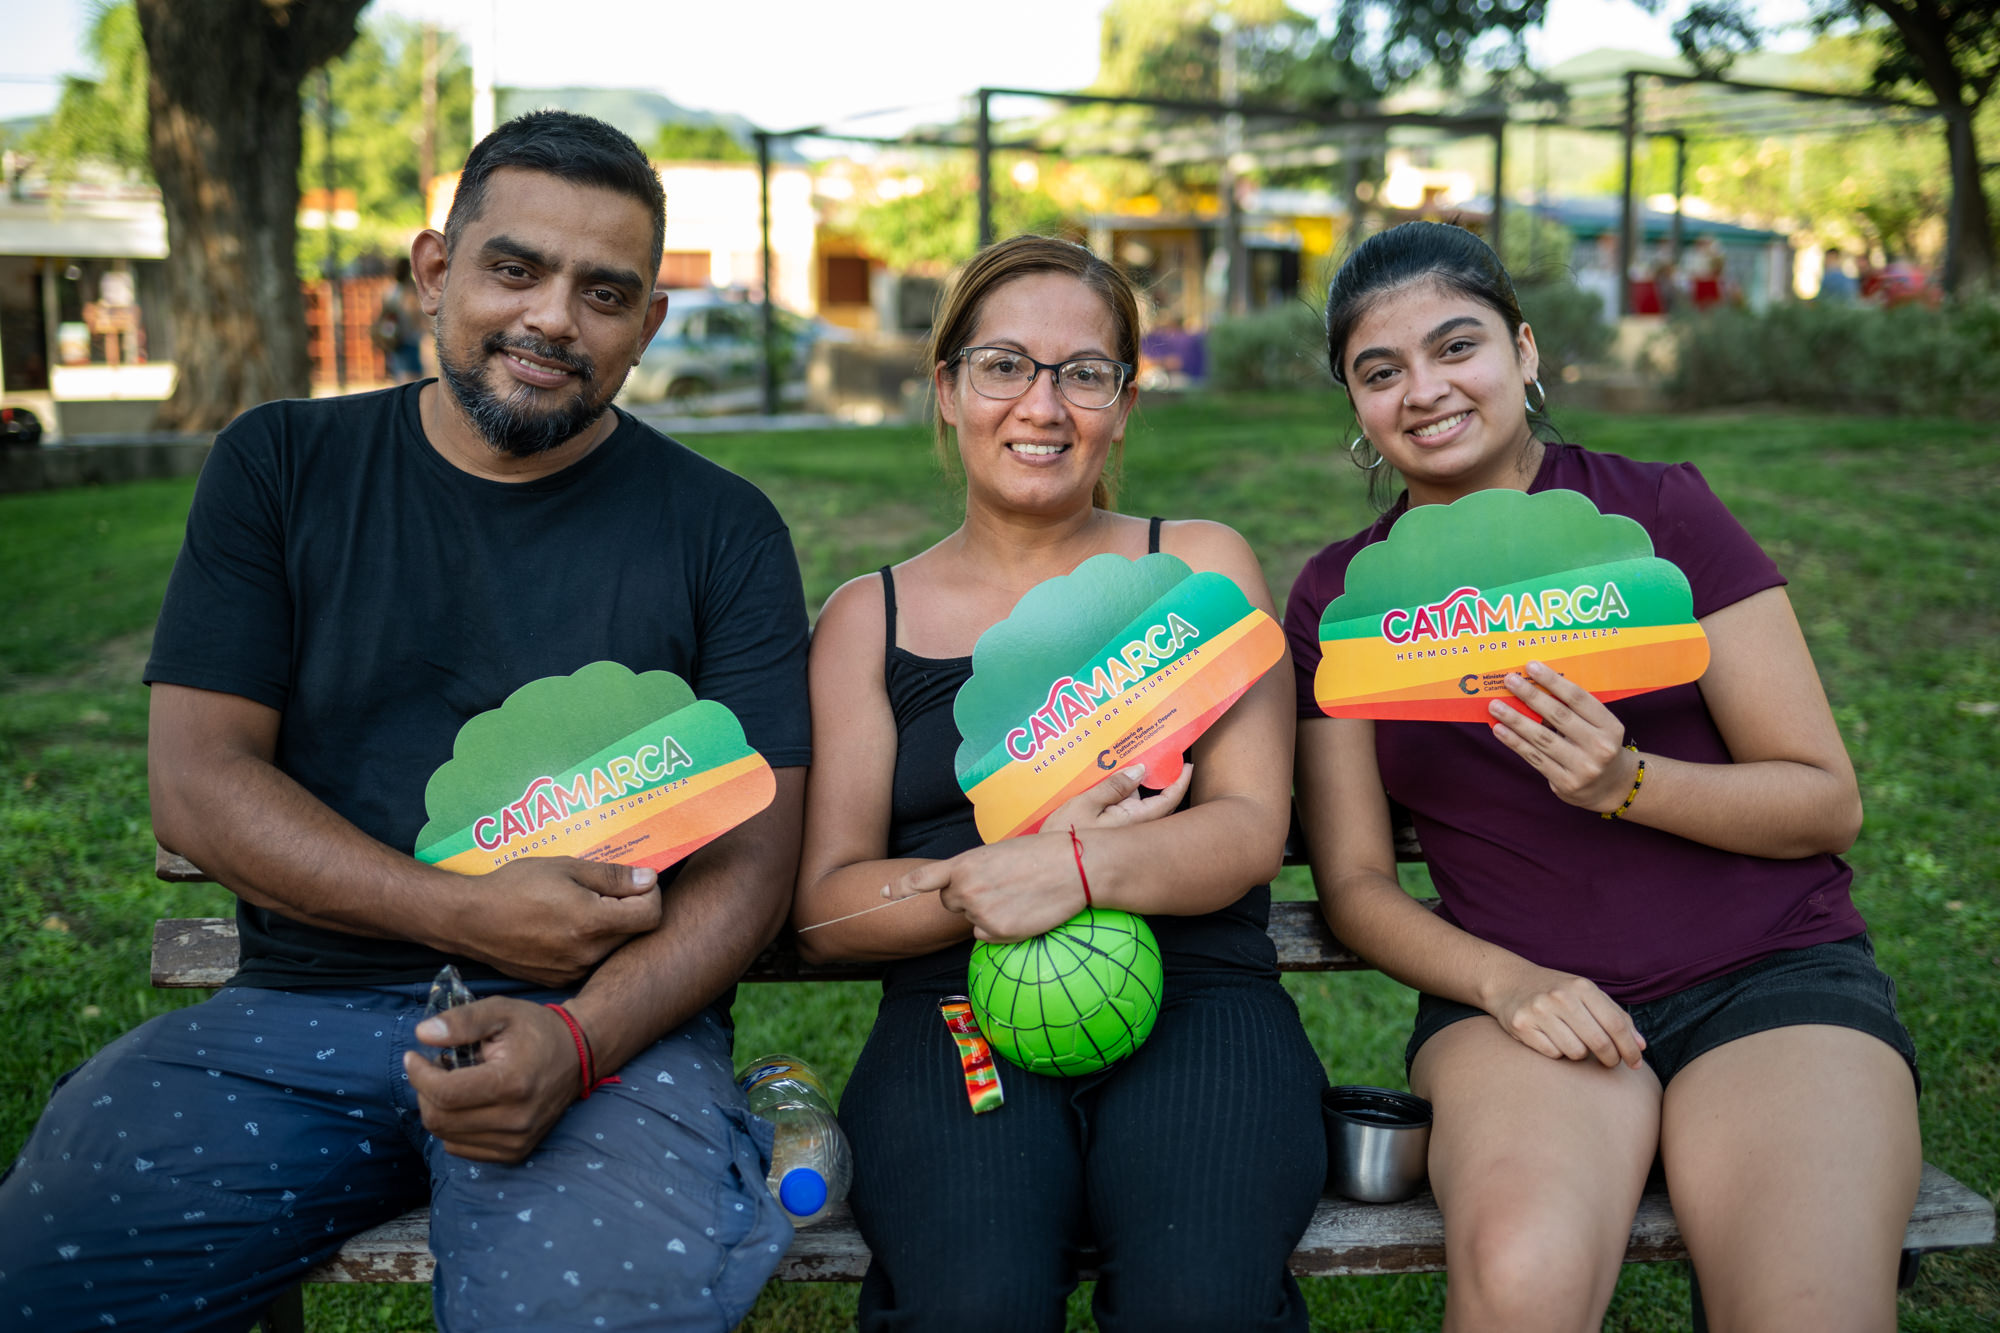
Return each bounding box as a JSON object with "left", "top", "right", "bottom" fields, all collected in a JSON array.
[
  {"left": 1067, "top": 824, "right": 1093, "bottom": 910},
  {"left": 1601, "top": 744, "right": 1647, "bottom": 820}
]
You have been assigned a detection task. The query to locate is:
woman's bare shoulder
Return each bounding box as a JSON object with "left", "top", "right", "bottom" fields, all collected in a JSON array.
[
  {"left": 812, "top": 571, "right": 889, "bottom": 660},
  {"left": 1153, "top": 518, "right": 1264, "bottom": 581}
]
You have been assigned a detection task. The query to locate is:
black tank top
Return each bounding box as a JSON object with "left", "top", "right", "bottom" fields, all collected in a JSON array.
[{"left": 877, "top": 517, "right": 1279, "bottom": 990}]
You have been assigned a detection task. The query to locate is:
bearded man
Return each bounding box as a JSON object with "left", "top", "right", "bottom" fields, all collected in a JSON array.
[{"left": 0, "top": 111, "right": 810, "bottom": 1332}]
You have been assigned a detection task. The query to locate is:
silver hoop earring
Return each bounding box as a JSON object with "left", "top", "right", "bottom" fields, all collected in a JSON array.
[
  {"left": 1525, "top": 378, "right": 1548, "bottom": 415},
  {"left": 1349, "top": 435, "right": 1386, "bottom": 471}
]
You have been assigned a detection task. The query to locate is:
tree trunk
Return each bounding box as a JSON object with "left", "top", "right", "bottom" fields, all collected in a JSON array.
[
  {"left": 136, "top": 0, "right": 369, "bottom": 434},
  {"left": 1940, "top": 107, "right": 1995, "bottom": 293},
  {"left": 1861, "top": 0, "right": 1998, "bottom": 294}
]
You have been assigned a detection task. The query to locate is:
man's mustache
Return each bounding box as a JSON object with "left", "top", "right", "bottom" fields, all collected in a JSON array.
[{"left": 483, "top": 333, "right": 595, "bottom": 383}]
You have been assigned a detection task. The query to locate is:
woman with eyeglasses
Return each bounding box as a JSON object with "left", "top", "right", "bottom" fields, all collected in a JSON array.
[
  {"left": 794, "top": 234, "right": 1326, "bottom": 1332},
  {"left": 1287, "top": 221, "right": 1920, "bottom": 1332}
]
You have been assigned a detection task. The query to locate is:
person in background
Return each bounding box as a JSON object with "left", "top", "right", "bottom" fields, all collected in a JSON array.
[
  {"left": 1819, "top": 246, "right": 1860, "bottom": 303},
  {"left": 1289, "top": 220, "right": 1920, "bottom": 1333},
  {"left": 376, "top": 256, "right": 427, "bottom": 384},
  {"left": 795, "top": 233, "right": 1328, "bottom": 1333}
]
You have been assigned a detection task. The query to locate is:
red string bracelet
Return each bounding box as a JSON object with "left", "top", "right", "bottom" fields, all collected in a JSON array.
[
  {"left": 545, "top": 1003, "right": 595, "bottom": 1101},
  {"left": 1067, "top": 824, "right": 1093, "bottom": 911}
]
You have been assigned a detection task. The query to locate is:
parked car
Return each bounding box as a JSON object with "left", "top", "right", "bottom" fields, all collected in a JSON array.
[
  {"left": 621, "top": 288, "right": 838, "bottom": 407},
  {"left": 0, "top": 404, "right": 43, "bottom": 446}
]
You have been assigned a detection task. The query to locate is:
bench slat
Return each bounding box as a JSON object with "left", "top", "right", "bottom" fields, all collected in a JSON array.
[
  {"left": 298, "top": 1164, "right": 1993, "bottom": 1285},
  {"left": 152, "top": 900, "right": 1387, "bottom": 987}
]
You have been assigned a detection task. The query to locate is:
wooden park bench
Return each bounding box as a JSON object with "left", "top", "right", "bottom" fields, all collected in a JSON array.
[{"left": 152, "top": 847, "right": 1994, "bottom": 1333}]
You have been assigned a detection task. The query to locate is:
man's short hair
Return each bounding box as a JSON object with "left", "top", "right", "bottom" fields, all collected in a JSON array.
[{"left": 445, "top": 109, "right": 665, "bottom": 278}]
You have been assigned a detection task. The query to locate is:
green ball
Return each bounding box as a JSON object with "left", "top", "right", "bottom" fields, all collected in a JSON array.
[{"left": 968, "top": 908, "right": 1163, "bottom": 1077}]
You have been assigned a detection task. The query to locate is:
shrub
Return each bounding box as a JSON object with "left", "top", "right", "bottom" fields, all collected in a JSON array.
[
  {"left": 1666, "top": 297, "right": 2000, "bottom": 417},
  {"left": 1205, "top": 301, "right": 1332, "bottom": 391},
  {"left": 1206, "top": 278, "right": 1611, "bottom": 393},
  {"left": 1515, "top": 279, "right": 1614, "bottom": 382}
]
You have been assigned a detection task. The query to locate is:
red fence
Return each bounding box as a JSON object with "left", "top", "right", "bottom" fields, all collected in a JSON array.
[{"left": 303, "top": 276, "right": 394, "bottom": 388}]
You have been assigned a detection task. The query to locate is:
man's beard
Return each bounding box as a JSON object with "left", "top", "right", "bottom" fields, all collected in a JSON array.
[{"left": 436, "top": 328, "right": 607, "bottom": 458}]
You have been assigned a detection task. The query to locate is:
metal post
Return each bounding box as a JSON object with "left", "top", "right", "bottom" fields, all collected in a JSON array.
[
  {"left": 1220, "top": 16, "right": 1245, "bottom": 316},
  {"left": 976, "top": 90, "right": 993, "bottom": 249},
  {"left": 1618, "top": 71, "right": 1639, "bottom": 317},
  {"left": 1490, "top": 122, "right": 1506, "bottom": 262},
  {"left": 40, "top": 260, "right": 59, "bottom": 402},
  {"left": 1533, "top": 124, "right": 1549, "bottom": 272},
  {"left": 1670, "top": 133, "right": 1687, "bottom": 265},
  {"left": 322, "top": 69, "right": 345, "bottom": 390},
  {"left": 756, "top": 131, "right": 778, "bottom": 418},
  {"left": 1341, "top": 143, "right": 1363, "bottom": 255}
]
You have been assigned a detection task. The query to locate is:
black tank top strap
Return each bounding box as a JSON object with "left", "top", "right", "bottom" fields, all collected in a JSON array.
[
  {"left": 1148, "top": 516, "right": 1163, "bottom": 554},
  {"left": 878, "top": 565, "right": 898, "bottom": 658}
]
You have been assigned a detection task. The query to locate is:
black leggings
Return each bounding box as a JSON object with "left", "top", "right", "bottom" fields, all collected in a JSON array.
[{"left": 840, "top": 970, "right": 1329, "bottom": 1333}]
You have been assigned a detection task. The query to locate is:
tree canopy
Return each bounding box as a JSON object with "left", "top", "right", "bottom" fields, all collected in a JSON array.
[
  {"left": 1323, "top": 0, "right": 1995, "bottom": 289},
  {"left": 650, "top": 122, "right": 753, "bottom": 163},
  {"left": 297, "top": 17, "right": 474, "bottom": 277},
  {"left": 850, "top": 167, "right": 1070, "bottom": 273},
  {"left": 24, "top": 1, "right": 149, "bottom": 183}
]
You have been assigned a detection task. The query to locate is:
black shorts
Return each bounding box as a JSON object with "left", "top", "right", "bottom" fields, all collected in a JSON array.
[{"left": 1405, "top": 933, "right": 1920, "bottom": 1094}]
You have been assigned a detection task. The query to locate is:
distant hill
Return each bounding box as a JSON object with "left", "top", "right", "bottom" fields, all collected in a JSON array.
[{"left": 496, "top": 87, "right": 806, "bottom": 162}]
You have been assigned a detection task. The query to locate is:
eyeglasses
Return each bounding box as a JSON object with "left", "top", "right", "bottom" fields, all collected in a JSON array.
[{"left": 956, "top": 346, "right": 1133, "bottom": 410}]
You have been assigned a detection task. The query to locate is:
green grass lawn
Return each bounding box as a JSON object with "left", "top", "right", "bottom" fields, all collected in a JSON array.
[{"left": 2, "top": 394, "right": 1994, "bottom": 1331}]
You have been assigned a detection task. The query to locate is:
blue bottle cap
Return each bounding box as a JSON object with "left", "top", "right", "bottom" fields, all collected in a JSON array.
[{"left": 778, "top": 1167, "right": 828, "bottom": 1218}]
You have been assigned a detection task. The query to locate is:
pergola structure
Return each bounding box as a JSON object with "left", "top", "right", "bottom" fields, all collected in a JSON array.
[
  {"left": 742, "top": 64, "right": 1940, "bottom": 410},
  {"left": 1513, "top": 63, "right": 1937, "bottom": 313},
  {"left": 745, "top": 87, "right": 1506, "bottom": 413}
]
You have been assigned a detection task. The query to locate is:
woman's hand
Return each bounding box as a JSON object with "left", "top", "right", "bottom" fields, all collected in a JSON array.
[
  {"left": 1487, "top": 660, "right": 1640, "bottom": 813},
  {"left": 1485, "top": 961, "right": 1648, "bottom": 1069},
  {"left": 888, "top": 831, "right": 1088, "bottom": 943},
  {"left": 1044, "top": 761, "right": 1194, "bottom": 834}
]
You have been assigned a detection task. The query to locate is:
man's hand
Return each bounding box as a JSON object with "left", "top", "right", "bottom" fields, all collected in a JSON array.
[
  {"left": 404, "top": 996, "right": 586, "bottom": 1162},
  {"left": 449, "top": 858, "right": 664, "bottom": 987}
]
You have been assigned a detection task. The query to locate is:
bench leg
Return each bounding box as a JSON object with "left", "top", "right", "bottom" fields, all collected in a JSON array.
[
  {"left": 257, "top": 1284, "right": 305, "bottom": 1333},
  {"left": 1899, "top": 1249, "right": 1922, "bottom": 1290},
  {"left": 1688, "top": 1260, "right": 1708, "bottom": 1333}
]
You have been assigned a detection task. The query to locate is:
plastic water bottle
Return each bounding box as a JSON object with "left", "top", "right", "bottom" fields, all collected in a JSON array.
[{"left": 737, "top": 1054, "right": 853, "bottom": 1228}]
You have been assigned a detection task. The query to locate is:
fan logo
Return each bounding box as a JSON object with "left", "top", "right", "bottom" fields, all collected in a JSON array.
[
  {"left": 471, "top": 738, "right": 694, "bottom": 851},
  {"left": 1002, "top": 613, "right": 1201, "bottom": 763},
  {"left": 1381, "top": 583, "right": 1631, "bottom": 646}
]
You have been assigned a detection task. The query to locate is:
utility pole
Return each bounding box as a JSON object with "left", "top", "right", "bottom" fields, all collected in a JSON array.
[
  {"left": 420, "top": 23, "right": 438, "bottom": 204},
  {"left": 470, "top": 0, "right": 496, "bottom": 143}
]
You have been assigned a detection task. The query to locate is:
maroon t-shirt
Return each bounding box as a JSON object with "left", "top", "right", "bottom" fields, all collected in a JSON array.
[{"left": 1284, "top": 443, "right": 1865, "bottom": 1003}]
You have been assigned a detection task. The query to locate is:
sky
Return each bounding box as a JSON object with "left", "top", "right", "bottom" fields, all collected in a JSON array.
[{"left": 0, "top": 0, "right": 1816, "bottom": 131}]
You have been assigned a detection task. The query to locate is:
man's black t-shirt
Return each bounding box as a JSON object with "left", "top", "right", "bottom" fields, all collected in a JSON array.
[{"left": 144, "top": 384, "right": 811, "bottom": 989}]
